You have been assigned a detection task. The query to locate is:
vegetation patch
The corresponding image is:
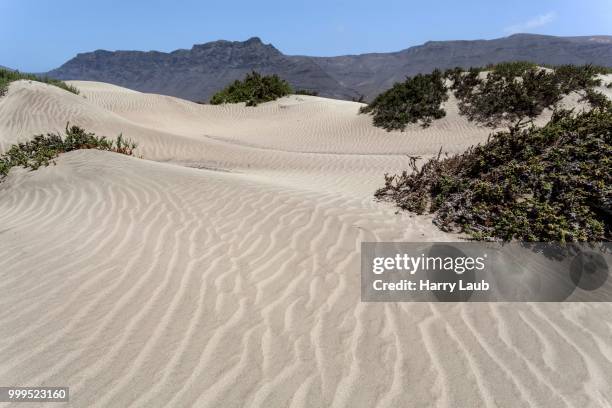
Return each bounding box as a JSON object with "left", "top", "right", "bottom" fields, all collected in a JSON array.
[
  {"left": 210, "top": 71, "right": 292, "bottom": 106},
  {"left": 449, "top": 67, "right": 563, "bottom": 130},
  {"left": 581, "top": 88, "right": 612, "bottom": 110},
  {"left": 0, "top": 125, "right": 137, "bottom": 180},
  {"left": 360, "top": 64, "right": 608, "bottom": 132},
  {"left": 486, "top": 61, "right": 538, "bottom": 77},
  {"left": 359, "top": 69, "right": 448, "bottom": 130},
  {"left": 295, "top": 89, "right": 319, "bottom": 96},
  {"left": 375, "top": 63, "right": 612, "bottom": 241},
  {"left": 446, "top": 64, "right": 606, "bottom": 131},
  {"left": 553, "top": 64, "right": 602, "bottom": 93},
  {"left": 0, "top": 67, "right": 79, "bottom": 98},
  {"left": 376, "top": 107, "right": 611, "bottom": 242}
]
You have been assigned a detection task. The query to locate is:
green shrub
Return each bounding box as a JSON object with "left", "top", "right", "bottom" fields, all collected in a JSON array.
[
  {"left": 553, "top": 64, "right": 602, "bottom": 93},
  {"left": 445, "top": 67, "right": 480, "bottom": 100},
  {"left": 364, "top": 63, "right": 609, "bottom": 132},
  {"left": 453, "top": 68, "right": 563, "bottom": 130},
  {"left": 585, "top": 65, "right": 612, "bottom": 75},
  {"left": 210, "top": 71, "right": 292, "bottom": 106},
  {"left": 295, "top": 89, "right": 319, "bottom": 96},
  {"left": 0, "top": 68, "right": 79, "bottom": 98},
  {"left": 487, "top": 61, "right": 538, "bottom": 78},
  {"left": 0, "top": 125, "right": 136, "bottom": 180},
  {"left": 375, "top": 107, "right": 611, "bottom": 242},
  {"left": 448, "top": 65, "right": 608, "bottom": 131},
  {"left": 581, "top": 88, "right": 612, "bottom": 110},
  {"left": 360, "top": 69, "right": 448, "bottom": 130}
]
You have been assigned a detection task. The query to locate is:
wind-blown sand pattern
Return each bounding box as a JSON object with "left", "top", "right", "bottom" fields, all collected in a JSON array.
[{"left": 1, "top": 79, "right": 611, "bottom": 407}]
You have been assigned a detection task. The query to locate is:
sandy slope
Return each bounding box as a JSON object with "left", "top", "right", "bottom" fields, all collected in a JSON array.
[{"left": 1, "top": 80, "right": 611, "bottom": 407}]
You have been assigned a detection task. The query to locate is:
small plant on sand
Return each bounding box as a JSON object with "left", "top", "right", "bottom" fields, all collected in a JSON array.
[
  {"left": 581, "top": 88, "right": 612, "bottom": 110},
  {"left": 553, "top": 64, "right": 602, "bottom": 93},
  {"left": 0, "top": 125, "right": 137, "bottom": 180},
  {"left": 0, "top": 67, "right": 79, "bottom": 98},
  {"left": 352, "top": 94, "right": 366, "bottom": 103},
  {"left": 487, "top": 61, "right": 539, "bottom": 78},
  {"left": 210, "top": 71, "right": 293, "bottom": 106},
  {"left": 294, "top": 89, "right": 319, "bottom": 96},
  {"left": 360, "top": 69, "right": 448, "bottom": 130}
]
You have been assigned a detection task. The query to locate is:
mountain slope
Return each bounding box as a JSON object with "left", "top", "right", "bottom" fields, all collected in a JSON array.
[
  {"left": 307, "top": 34, "right": 612, "bottom": 99},
  {"left": 48, "top": 37, "right": 358, "bottom": 101},
  {"left": 48, "top": 34, "right": 612, "bottom": 102}
]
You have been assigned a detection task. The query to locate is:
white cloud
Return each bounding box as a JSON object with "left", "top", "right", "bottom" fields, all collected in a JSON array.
[{"left": 504, "top": 12, "right": 556, "bottom": 34}]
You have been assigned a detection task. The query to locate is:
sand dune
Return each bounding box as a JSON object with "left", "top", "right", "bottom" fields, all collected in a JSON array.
[{"left": 1, "top": 80, "right": 611, "bottom": 407}]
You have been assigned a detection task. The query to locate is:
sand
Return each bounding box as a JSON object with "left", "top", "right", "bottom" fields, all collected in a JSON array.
[{"left": 0, "top": 79, "right": 611, "bottom": 407}]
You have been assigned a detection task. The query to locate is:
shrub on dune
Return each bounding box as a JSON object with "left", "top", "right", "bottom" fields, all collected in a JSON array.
[
  {"left": 0, "top": 67, "right": 79, "bottom": 98},
  {"left": 359, "top": 69, "right": 448, "bottom": 130},
  {"left": 487, "top": 61, "right": 538, "bottom": 78},
  {"left": 362, "top": 63, "right": 610, "bottom": 133},
  {"left": 447, "top": 64, "right": 608, "bottom": 131},
  {"left": 375, "top": 107, "right": 611, "bottom": 242},
  {"left": 0, "top": 125, "right": 137, "bottom": 180},
  {"left": 553, "top": 64, "right": 602, "bottom": 93},
  {"left": 210, "top": 71, "right": 293, "bottom": 106},
  {"left": 581, "top": 88, "right": 612, "bottom": 110},
  {"left": 294, "top": 89, "right": 319, "bottom": 96},
  {"left": 376, "top": 63, "right": 612, "bottom": 241},
  {"left": 451, "top": 67, "right": 562, "bottom": 130}
]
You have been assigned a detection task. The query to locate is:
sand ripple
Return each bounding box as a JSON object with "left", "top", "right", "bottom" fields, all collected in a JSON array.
[{"left": 0, "top": 80, "right": 611, "bottom": 407}]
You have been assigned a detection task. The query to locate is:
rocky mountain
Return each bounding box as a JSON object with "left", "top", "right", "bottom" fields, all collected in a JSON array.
[
  {"left": 48, "top": 37, "right": 359, "bottom": 101},
  {"left": 48, "top": 34, "right": 612, "bottom": 102},
  {"left": 305, "top": 34, "right": 612, "bottom": 99}
]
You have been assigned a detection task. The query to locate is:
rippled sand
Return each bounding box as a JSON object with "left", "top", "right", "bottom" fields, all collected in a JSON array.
[{"left": 0, "top": 79, "right": 611, "bottom": 407}]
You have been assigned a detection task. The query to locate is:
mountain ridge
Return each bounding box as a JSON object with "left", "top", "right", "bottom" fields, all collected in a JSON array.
[{"left": 48, "top": 34, "right": 612, "bottom": 101}]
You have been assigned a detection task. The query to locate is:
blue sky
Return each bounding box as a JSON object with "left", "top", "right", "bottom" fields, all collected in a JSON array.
[{"left": 2, "top": 0, "right": 611, "bottom": 72}]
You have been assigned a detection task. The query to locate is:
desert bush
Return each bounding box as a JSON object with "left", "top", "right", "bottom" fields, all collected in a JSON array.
[
  {"left": 294, "top": 89, "right": 319, "bottom": 96},
  {"left": 0, "top": 125, "right": 136, "bottom": 180},
  {"left": 445, "top": 67, "right": 481, "bottom": 100},
  {"left": 452, "top": 67, "right": 563, "bottom": 130},
  {"left": 487, "top": 61, "right": 538, "bottom": 78},
  {"left": 375, "top": 106, "right": 611, "bottom": 242},
  {"left": 588, "top": 65, "right": 612, "bottom": 75},
  {"left": 352, "top": 94, "right": 366, "bottom": 103},
  {"left": 0, "top": 68, "right": 79, "bottom": 98},
  {"left": 210, "top": 71, "right": 292, "bottom": 106},
  {"left": 449, "top": 65, "right": 608, "bottom": 132},
  {"left": 581, "top": 88, "right": 612, "bottom": 110},
  {"left": 360, "top": 69, "right": 448, "bottom": 130},
  {"left": 553, "top": 64, "right": 602, "bottom": 93}
]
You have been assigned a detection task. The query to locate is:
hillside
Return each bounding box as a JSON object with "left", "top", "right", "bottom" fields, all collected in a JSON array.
[
  {"left": 48, "top": 34, "right": 612, "bottom": 102},
  {"left": 308, "top": 34, "right": 612, "bottom": 99},
  {"left": 48, "top": 37, "right": 359, "bottom": 101}
]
